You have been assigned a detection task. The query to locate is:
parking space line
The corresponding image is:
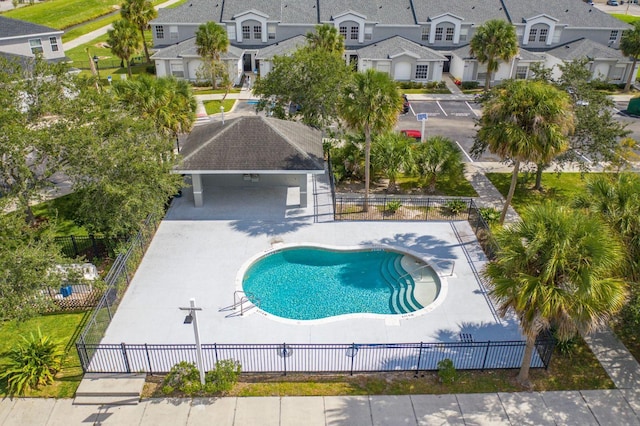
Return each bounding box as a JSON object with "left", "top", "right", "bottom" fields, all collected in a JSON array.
[
  {"left": 456, "top": 141, "right": 474, "bottom": 162},
  {"left": 436, "top": 101, "right": 448, "bottom": 117},
  {"left": 409, "top": 104, "right": 416, "bottom": 116},
  {"left": 465, "top": 101, "right": 479, "bottom": 117}
]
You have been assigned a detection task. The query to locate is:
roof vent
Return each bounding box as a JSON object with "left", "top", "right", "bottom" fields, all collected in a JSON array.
[
  {"left": 565, "top": 9, "right": 569, "bottom": 12},
  {"left": 472, "top": 6, "right": 475, "bottom": 9},
  {"left": 379, "top": 5, "right": 382, "bottom": 8}
]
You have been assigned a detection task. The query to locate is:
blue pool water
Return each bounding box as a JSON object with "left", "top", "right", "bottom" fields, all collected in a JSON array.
[{"left": 242, "top": 247, "right": 432, "bottom": 320}]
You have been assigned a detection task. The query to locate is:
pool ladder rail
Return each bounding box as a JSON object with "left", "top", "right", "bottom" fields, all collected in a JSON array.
[{"left": 220, "top": 290, "right": 260, "bottom": 318}]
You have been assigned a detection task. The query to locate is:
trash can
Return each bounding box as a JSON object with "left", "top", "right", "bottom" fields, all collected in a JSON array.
[
  {"left": 60, "top": 286, "right": 73, "bottom": 297},
  {"left": 627, "top": 97, "right": 640, "bottom": 116}
]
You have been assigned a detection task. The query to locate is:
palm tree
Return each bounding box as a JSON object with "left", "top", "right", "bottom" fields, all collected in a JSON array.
[
  {"left": 573, "top": 173, "right": 640, "bottom": 282},
  {"left": 469, "top": 19, "right": 518, "bottom": 90},
  {"left": 113, "top": 75, "right": 196, "bottom": 149},
  {"left": 107, "top": 19, "right": 142, "bottom": 77},
  {"left": 621, "top": 21, "right": 640, "bottom": 93},
  {"left": 371, "top": 132, "right": 412, "bottom": 192},
  {"left": 413, "top": 136, "right": 465, "bottom": 193},
  {"left": 339, "top": 69, "right": 403, "bottom": 211},
  {"left": 305, "top": 24, "right": 344, "bottom": 54},
  {"left": 476, "top": 80, "right": 574, "bottom": 224},
  {"left": 120, "top": 0, "right": 157, "bottom": 63},
  {"left": 195, "top": 21, "right": 229, "bottom": 90},
  {"left": 485, "top": 203, "right": 627, "bottom": 386}
]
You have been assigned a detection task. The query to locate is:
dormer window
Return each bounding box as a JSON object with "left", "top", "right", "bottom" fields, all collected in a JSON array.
[
  {"left": 435, "top": 27, "right": 443, "bottom": 41},
  {"left": 340, "top": 26, "right": 347, "bottom": 38},
  {"left": 528, "top": 29, "right": 537, "bottom": 42},
  {"left": 253, "top": 25, "right": 262, "bottom": 39},
  {"left": 421, "top": 26, "right": 429, "bottom": 41},
  {"left": 539, "top": 28, "right": 548, "bottom": 42},
  {"left": 446, "top": 27, "right": 454, "bottom": 41},
  {"left": 242, "top": 25, "right": 250, "bottom": 39},
  {"left": 350, "top": 27, "right": 358, "bottom": 40}
]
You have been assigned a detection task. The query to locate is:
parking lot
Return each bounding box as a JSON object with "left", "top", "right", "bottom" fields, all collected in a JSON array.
[{"left": 401, "top": 100, "right": 480, "bottom": 120}]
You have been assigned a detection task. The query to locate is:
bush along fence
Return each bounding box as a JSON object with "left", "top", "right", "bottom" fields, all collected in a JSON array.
[
  {"left": 75, "top": 215, "right": 159, "bottom": 364},
  {"left": 77, "top": 336, "right": 555, "bottom": 375},
  {"left": 55, "top": 235, "right": 124, "bottom": 261}
]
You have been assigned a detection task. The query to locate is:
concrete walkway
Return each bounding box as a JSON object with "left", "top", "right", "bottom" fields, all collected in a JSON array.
[{"left": 3, "top": 391, "right": 640, "bottom": 425}]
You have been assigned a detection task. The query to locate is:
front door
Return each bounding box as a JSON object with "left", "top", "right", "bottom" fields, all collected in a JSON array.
[
  {"left": 243, "top": 53, "right": 252, "bottom": 72},
  {"left": 443, "top": 55, "right": 452, "bottom": 73}
]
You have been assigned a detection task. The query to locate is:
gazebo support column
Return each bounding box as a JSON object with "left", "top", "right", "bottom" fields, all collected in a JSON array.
[
  {"left": 192, "top": 174, "right": 204, "bottom": 207},
  {"left": 300, "top": 174, "right": 308, "bottom": 208}
]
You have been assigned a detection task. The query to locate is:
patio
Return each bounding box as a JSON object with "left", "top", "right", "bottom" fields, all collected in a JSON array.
[{"left": 102, "top": 178, "right": 523, "bottom": 347}]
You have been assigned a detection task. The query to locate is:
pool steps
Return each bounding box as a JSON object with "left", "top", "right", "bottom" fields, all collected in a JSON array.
[{"left": 380, "top": 255, "right": 424, "bottom": 314}]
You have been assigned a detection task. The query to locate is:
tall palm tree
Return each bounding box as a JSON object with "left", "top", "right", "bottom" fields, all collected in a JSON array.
[
  {"left": 113, "top": 75, "right": 196, "bottom": 149},
  {"left": 413, "top": 136, "right": 465, "bottom": 193},
  {"left": 485, "top": 203, "right": 627, "bottom": 386},
  {"left": 371, "top": 132, "right": 412, "bottom": 192},
  {"left": 476, "top": 80, "right": 574, "bottom": 224},
  {"left": 621, "top": 21, "right": 640, "bottom": 93},
  {"left": 469, "top": 19, "right": 518, "bottom": 90},
  {"left": 120, "top": 0, "right": 157, "bottom": 63},
  {"left": 339, "top": 69, "right": 403, "bottom": 211},
  {"left": 107, "top": 19, "right": 142, "bottom": 77},
  {"left": 195, "top": 22, "right": 229, "bottom": 90},
  {"left": 305, "top": 23, "right": 344, "bottom": 54},
  {"left": 573, "top": 173, "right": 640, "bottom": 282}
]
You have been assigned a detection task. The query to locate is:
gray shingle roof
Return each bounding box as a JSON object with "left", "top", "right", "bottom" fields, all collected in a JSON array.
[
  {"left": 503, "top": 0, "right": 630, "bottom": 29},
  {"left": 0, "top": 16, "right": 62, "bottom": 39},
  {"left": 319, "top": 0, "right": 415, "bottom": 25},
  {"left": 222, "top": 0, "right": 318, "bottom": 24},
  {"left": 358, "top": 36, "right": 447, "bottom": 60},
  {"left": 255, "top": 35, "right": 307, "bottom": 59},
  {"left": 546, "top": 38, "right": 627, "bottom": 61},
  {"left": 153, "top": 0, "right": 222, "bottom": 25},
  {"left": 412, "top": 0, "right": 508, "bottom": 24},
  {"left": 518, "top": 48, "right": 544, "bottom": 62},
  {"left": 151, "top": 37, "right": 243, "bottom": 59},
  {"left": 177, "top": 116, "right": 324, "bottom": 172}
]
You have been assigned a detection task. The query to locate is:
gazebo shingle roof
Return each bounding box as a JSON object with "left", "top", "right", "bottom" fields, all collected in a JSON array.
[{"left": 176, "top": 116, "right": 324, "bottom": 173}]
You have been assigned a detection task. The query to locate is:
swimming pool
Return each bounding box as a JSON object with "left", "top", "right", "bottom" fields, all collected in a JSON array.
[{"left": 241, "top": 245, "right": 441, "bottom": 320}]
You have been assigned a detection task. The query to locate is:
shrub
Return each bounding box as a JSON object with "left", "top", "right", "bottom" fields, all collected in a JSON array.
[
  {"left": 445, "top": 199, "right": 468, "bottom": 215},
  {"left": 204, "top": 359, "right": 242, "bottom": 394},
  {"left": 0, "top": 328, "right": 63, "bottom": 395},
  {"left": 461, "top": 81, "right": 479, "bottom": 90},
  {"left": 437, "top": 358, "right": 457, "bottom": 384},
  {"left": 162, "top": 361, "right": 202, "bottom": 396},
  {"left": 145, "top": 65, "right": 156, "bottom": 75},
  {"left": 479, "top": 207, "right": 501, "bottom": 224},
  {"left": 386, "top": 200, "right": 402, "bottom": 213}
]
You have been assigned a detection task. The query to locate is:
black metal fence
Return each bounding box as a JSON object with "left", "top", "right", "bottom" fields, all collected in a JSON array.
[
  {"left": 77, "top": 336, "right": 554, "bottom": 375},
  {"left": 335, "top": 196, "right": 474, "bottom": 221},
  {"left": 75, "top": 216, "right": 159, "bottom": 364},
  {"left": 55, "top": 235, "right": 123, "bottom": 261}
]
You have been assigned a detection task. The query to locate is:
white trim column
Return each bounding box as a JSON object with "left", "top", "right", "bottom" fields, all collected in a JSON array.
[
  {"left": 192, "top": 173, "right": 204, "bottom": 207},
  {"left": 300, "top": 174, "right": 308, "bottom": 208}
]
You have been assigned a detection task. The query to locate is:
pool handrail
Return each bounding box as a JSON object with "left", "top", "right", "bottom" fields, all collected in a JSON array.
[{"left": 233, "top": 290, "right": 261, "bottom": 316}]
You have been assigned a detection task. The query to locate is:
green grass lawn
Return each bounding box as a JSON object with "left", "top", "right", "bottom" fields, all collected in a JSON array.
[
  {"left": 204, "top": 99, "right": 236, "bottom": 115},
  {"left": 612, "top": 13, "right": 640, "bottom": 23},
  {"left": 31, "top": 194, "right": 89, "bottom": 237},
  {"left": 2, "top": 0, "right": 120, "bottom": 30},
  {"left": 193, "top": 88, "right": 242, "bottom": 95},
  {"left": 0, "top": 311, "right": 90, "bottom": 398},
  {"left": 61, "top": 14, "right": 119, "bottom": 43},
  {"left": 484, "top": 172, "right": 591, "bottom": 212}
]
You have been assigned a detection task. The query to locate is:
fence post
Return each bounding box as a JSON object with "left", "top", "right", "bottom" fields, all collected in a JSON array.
[
  {"left": 145, "top": 343, "right": 153, "bottom": 375},
  {"left": 426, "top": 198, "right": 431, "bottom": 220},
  {"left": 481, "top": 341, "right": 491, "bottom": 370},
  {"left": 383, "top": 197, "right": 387, "bottom": 220},
  {"left": 90, "top": 235, "right": 98, "bottom": 260},
  {"left": 71, "top": 235, "right": 79, "bottom": 258},
  {"left": 350, "top": 343, "right": 356, "bottom": 376},
  {"left": 282, "top": 343, "right": 287, "bottom": 376},
  {"left": 415, "top": 342, "right": 423, "bottom": 375},
  {"left": 214, "top": 343, "right": 219, "bottom": 363},
  {"left": 121, "top": 342, "right": 131, "bottom": 373}
]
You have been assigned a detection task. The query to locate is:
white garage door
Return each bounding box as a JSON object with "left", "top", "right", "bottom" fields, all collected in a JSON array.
[{"left": 394, "top": 62, "right": 411, "bottom": 80}]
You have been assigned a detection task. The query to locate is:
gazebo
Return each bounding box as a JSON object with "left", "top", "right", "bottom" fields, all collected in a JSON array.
[{"left": 174, "top": 116, "right": 325, "bottom": 208}]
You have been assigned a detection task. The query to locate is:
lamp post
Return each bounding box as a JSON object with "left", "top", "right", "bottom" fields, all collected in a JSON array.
[
  {"left": 93, "top": 55, "right": 100, "bottom": 80},
  {"left": 179, "top": 298, "right": 205, "bottom": 385}
]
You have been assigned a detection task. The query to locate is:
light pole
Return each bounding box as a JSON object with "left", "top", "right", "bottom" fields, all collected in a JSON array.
[
  {"left": 93, "top": 55, "right": 100, "bottom": 80},
  {"left": 179, "top": 298, "right": 205, "bottom": 385},
  {"left": 220, "top": 105, "right": 225, "bottom": 124}
]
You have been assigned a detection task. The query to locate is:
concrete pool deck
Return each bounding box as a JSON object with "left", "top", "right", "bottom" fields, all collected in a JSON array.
[{"left": 103, "top": 180, "right": 521, "bottom": 346}]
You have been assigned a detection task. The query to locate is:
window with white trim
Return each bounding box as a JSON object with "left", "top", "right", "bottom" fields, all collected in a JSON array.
[
  {"left": 268, "top": 24, "right": 276, "bottom": 39},
  {"left": 170, "top": 61, "right": 184, "bottom": 78},
  {"left": 528, "top": 29, "right": 537, "bottom": 42},
  {"left": 350, "top": 26, "right": 358, "bottom": 40},
  {"left": 515, "top": 66, "right": 528, "bottom": 79},
  {"left": 242, "top": 26, "right": 250, "bottom": 39},
  {"left": 49, "top": 37, "right": 59, "bottom": 52},
  {"left": 435, "top": 27, "right": 443, "bottom": 41},
  {"left": 339, "top": 26, "right": 347, "bottom": 38},
  {"left": 539, "top": 28, "right": 548, "bottom": 43},
  {"left": 169, "top": 26, "right": 178, "bottom": 40},
  {"left": 155, "top": 26, "right": 164, "bottom": 39},
  {"left": 445, "top": 27, "right": 454, "bottom": 41},
  {"left": 421, "top": 26, "right": 429, "bottom": 41},
  {"left": 459, "top": 28, "right": 468, "bottom": 42},
  {"left": 415, "top": 64, "right": 429, "bottom": 79},
  {"left": 29, "top": 39, "right": 43, "bottom": 54},
  {"left": 253, "top": 25, "right": 261, "bottom": 39},
  {"left": 610, "top": 30, "right": 619, "bottom": 42},
  {"left": 611, "top": 66, "right": 625, "bottom": 80}
]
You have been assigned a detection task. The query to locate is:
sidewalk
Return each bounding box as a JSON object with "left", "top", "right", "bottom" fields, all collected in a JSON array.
[{"left": 2, "top": 390, "right": 640, "bottom": 425}]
